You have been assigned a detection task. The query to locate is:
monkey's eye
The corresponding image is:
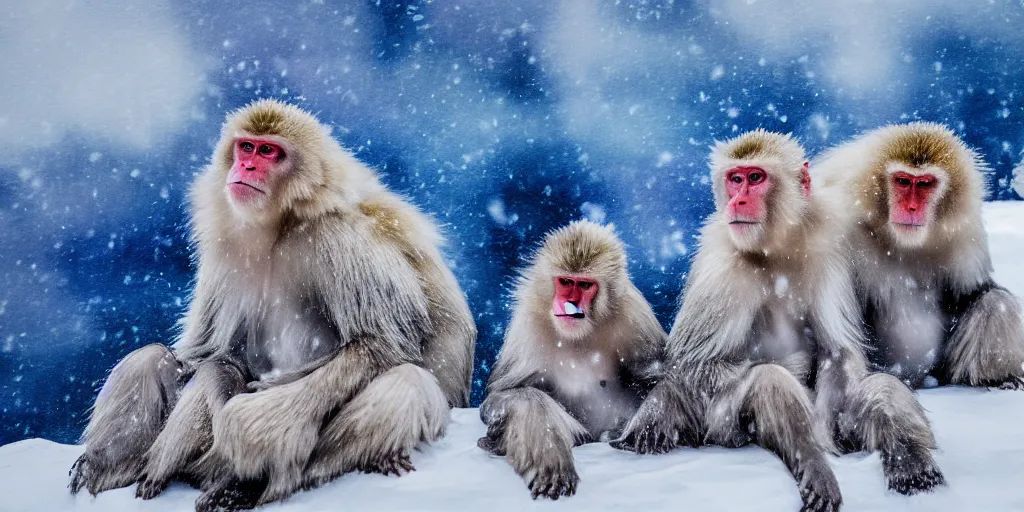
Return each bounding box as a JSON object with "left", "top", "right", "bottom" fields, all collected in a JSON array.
[
  {"left": 895, "top": 177, "right": 912, "bottom": 187},
  {"left": 239, "top": 141, "right": 256, "bottom": 152},
  {"left": 558, "top": 277, "right": 573, "bottom": 286},
  {"left": 729, "top": 174, "right": 744, "bottom": 184},
  {"left": 577, "top": 281, "right": 594, "bottom": 290},
  {"left": 258, "top": 144, "right": 277, "bottom": 156},
  {"left": 747, "top": 172, "right": 764, "bottom": 184},
  {"left": 917, "top": 180, "right": 934, "bottom": 188}
]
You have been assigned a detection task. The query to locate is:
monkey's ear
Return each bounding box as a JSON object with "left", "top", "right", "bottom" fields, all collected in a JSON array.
[{"left": 801, "top": 161, "right": 811, "bottom": 198}]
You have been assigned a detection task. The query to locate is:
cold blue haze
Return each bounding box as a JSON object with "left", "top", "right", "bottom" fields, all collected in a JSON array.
[{"left": 1, "top": 0, "right": 1022, "bottom": 445}]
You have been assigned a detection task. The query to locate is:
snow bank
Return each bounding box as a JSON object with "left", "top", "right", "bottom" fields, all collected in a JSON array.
[{"left": 2, "top": 202, "right": 1023, "bottom": 512}]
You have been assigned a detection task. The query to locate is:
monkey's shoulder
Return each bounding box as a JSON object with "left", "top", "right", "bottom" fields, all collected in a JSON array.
[{"left": 353, "top": 192, "right": 446, "bottom": 261}]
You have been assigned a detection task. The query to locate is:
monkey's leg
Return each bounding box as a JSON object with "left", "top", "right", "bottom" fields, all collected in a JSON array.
[
  {"left": 419, "top": 262, "right": 477, "bottom": 408},
  {"left": 298, "top": 363, "right": 449, "bottom": 493},
  {"left": 708, "top": 364, "right": 841, "bottom": 512},
  {"left": 69, "top": 344, "right": 181, "bottom": 496},
  {"left": 610, "top": 377, "right": 704, "bottom": 454},
  {"left": 841, "top": 373, "right": 944, "bottom": 495},
  {"left": 195, "top": 341, "right": 394, "bottom": 512},
  {"left": 944, "top": 286, "right": 1024, "bottom": 389},
  {"left": 477, "top": 387, "right": 588, "bottom": 500},
  {"left": 135, "top": 359, "right": 247, "bottom": 500}
]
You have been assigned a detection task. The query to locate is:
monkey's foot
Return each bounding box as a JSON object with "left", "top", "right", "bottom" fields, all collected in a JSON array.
[
  {"left": 359, "top": 451, "right": 416, "bottom": 477},
  {"left": 610, "top": 420, "right": 681, "bottom": 455},
  {"left": 68, "top": 454, "right": 91, "bottom": 495},
  {"left": 69, "top": 452, "right": 137, "bottom": 496},
  {"left": 477, "top": 435, "right": 506, "bottom": 456},
  {"left": 795, "top": 458, "right": 842, "bottom": 512},
  {"left": 798, "top": 483, "right": 842, "bottom": 512},
  {"left": 135, "top": 474, "right": 169, "bottom": 500},
  {"left": 526, "top": 465, "right": 579, "bottom": 500},
  {"left": 982, "top": 375, "right": 1024, "bottom": 390},
  {"left": 882, "top": 446, "right": 946, "bottom": 495},
  {"left": 195, "top": 479, "right": 263, "bottom": 512}
]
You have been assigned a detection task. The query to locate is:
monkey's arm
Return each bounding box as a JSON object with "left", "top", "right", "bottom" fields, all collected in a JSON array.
[
  {"left": 478, "top": 387, "right": 587, "bottom": 500},
  {"left": 245, "top": 353, "right": 335, "bottom": 391},
  {"left": 942, "top": 281, "right": 1024, "bottom": 388},
  {"left": 360, "top": 193, "right": 477, "bottom": 407},
  {"left": 617, "top": 285, "right": 669, "bottom": 398},
  {"left": 171, "top": 261, "right": 248, "bottom": 373},
  {"left": 411, "top": 245, "right": 477, "bottom": 407},
  {"left": 810, "top": 256, "right": 946, "bottom": 494},
  {"left": 203, "top": 222, "right": 433, "bottom": 505},
  {"left": 206, "top": 334, "right": 405, "bottom": 506},
  {"left": 807, "top": 255, "right": 870, "bottom": 446},
  {"left": 614, "top": 253, "right": 752, "bottom": 454},
  {"left": 476, "top": 317, "right": 587, "bottom": 500}
]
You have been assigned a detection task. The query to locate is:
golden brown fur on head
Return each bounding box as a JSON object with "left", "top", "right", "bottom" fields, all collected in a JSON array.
[
  {"left": 709, "top": 129, "right": 809, "bottom": 255},
  {"left": 519, "top": 221, "right": 629, "bottom": 341},
  {"left": 194, "top": 99, "right": 378, "bottom": 242},
  {"left": 851, "top": 122, "right": 986, "bottom": 250}
]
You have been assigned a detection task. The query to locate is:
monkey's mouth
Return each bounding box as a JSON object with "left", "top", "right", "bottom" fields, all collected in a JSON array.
[
  {"left": 555, "top": 313, "right": 586, "bottom": 319},
  {"left": 892, "top": 222, "right": 926, "bottom": 228},
  {"left": 229, "top": 181, "right": 266, "bottom": 194},
  {"left": 728, "top": 220, "right": 760, "bottom": 225},
  {"left": 554, "top": 302, "right": 586, "bottom": 320}
]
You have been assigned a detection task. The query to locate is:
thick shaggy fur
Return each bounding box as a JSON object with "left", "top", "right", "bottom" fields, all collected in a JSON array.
[
  {"left": 479, "top": 221, "right": 666, "bottom": 500},
  {"left": 814, "top": 122, "right": 1024, "bottom": 389},
  {"left": 615, "top": 131, "right": 943, "bottom": 512},
  {"left": 70, "top": 100, "right": 476, "bottom": 509},
  {"left": 69, "top": 345, "right": 181, "bottom": 495}
]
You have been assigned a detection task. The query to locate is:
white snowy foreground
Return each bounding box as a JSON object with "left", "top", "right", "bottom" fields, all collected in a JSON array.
[{"left": 2, "top": 202, "right": 1024, "bottom": 512}]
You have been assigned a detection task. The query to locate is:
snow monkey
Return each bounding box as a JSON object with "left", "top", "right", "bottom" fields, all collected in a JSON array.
[
  {"left": 814, "top": 122, "right": 1024, "bottom": 389},
  {"left": 613, "top": 130, "right": 944, "bottom": 512},
  {"left": 478, "top": 221, "right": 666, "bottom": 500},
  {"left": 68, "top": 99, "right": 477, "bottom": 510}
]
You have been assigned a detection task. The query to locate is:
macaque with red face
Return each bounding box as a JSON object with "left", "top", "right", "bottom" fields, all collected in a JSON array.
[
  {"left": 478, "top": 221, "right": 665, "bottom": 500},
  {"left": 552, "top": 275, "right": 598, "bottom": 323},
  {"left": 723, "top": 162, "right": 811, "bottom": 250},
  {"left": 613, "top": 130, "right": 945, "bottom": 511},
  {"left": 226, "top": 138, "right": 286, "bottom": 203},
  {"left": 815, "top": 122, "right": 1024, "bottom": 389},
  {"left": 69, "top": 100, "right": 477, "bottom": 510}
]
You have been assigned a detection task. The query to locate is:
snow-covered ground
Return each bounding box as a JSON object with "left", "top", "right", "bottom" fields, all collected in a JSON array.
[{"left": 2, "top": 202, "right": 1023, "bottom": 512}]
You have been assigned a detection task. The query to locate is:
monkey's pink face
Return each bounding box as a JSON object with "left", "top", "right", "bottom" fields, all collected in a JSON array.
[
  {"left": 226, "top": 137, "right": 287, "bottom": 206},
  {"left": 888, "top": 170, "right": 939, "bottom": 246},
  {"left": 551, "top": 275, "right": 599, "bottom": 337},
  {"left": 889, "top": 171, "right": 936, "bottom": 227},
  {"left": 725, "top": 166, "right": 772, "bottom": 237}
]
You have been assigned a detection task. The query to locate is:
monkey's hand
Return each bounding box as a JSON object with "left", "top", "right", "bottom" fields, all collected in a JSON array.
[
  {"left": 881, "top": 444, "right": 946, "bottom": 495},
  {"left": 983, "top": 375, "right": 1024, "bottom": 391},
  {"left": 610, "top": 380, "right": 696, "bottom": 454},
  {"left": 135, "top": 473, "right": 169, "bottom": 500},
  {"left": 795, "top": 454, "right": 843, "bottom": 512},
  {"left": 245, "top": 355, "right": 334, "bottom": 392},
  {"left": 358, "top": 450, "right": 416, "bottom": 476},
  {"left": 610, "top": 413, "right": 680, "bottom": 455},
  {"left": 524, "top": 460, "right": 579, "bottom": 500},
  {"left": 478, "top": 416, "right": 578, "bottom": 499},
  {"left": 195, "top": 478, "right": 264, "bottom": 512},
  {"left": 68, "top": 454, "right": 92, "bottom": 495}
]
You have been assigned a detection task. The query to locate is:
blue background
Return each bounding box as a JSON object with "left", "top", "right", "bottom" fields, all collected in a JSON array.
[{"left": 1, "top": 0, "right": 1022, "bottom": 445}]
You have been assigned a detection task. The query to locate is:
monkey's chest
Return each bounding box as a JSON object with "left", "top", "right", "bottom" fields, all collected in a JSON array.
[
  {"left": 865, "top": 280, "right": 947, "bottom": 383},
  {"left": 542, "top": 352, "right": 641, "bottom": 439},
  {"left": 747, "top": 302, "right": 814, "bottom": 380},
  {"left": 241, "top": 294, "right": 342, "bottom": 381}
]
